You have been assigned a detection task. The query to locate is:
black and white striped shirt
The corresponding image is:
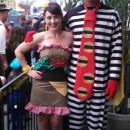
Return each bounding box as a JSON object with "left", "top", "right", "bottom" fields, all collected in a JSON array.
[{"left": 64, "top": 3, "right": 122, "bottom": 91}]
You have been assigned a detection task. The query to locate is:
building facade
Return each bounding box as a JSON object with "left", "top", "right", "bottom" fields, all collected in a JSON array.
[{"left": 0, "top": 0, "right": 16, "bottom": 10}]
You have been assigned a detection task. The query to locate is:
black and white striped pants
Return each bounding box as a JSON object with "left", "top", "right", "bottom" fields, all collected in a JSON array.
[{"left": 68, "top": 85, "right": 108, "bottom": 130}]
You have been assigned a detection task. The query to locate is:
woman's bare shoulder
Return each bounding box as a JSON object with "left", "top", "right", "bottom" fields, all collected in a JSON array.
[
  {"left": 63, "top": 30, "right": 73, "bottom": 37},
  {"left": 63, "top": 30, "right": 73, "bottom": 42},
  {"left": 33, "top": 31, "right": 46, "bottom": 44},
  {"left": 63, "top": 31, "right": 73, "bottom": 46},
  {"left": 34, "top": 31, "right": 45, "bottom": 39}
]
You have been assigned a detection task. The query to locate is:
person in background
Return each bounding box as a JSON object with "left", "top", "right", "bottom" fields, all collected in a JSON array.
[
  {"left": 32, "top": 16, "right": 45, "bottom": 62},
  {"left": 8, "top": 20, "right": 14, "bottom": 31},
  {"left": 15, "top": 2, "right": 73, "bottom": 130},
  {"left": 33, "top": 17, "right": 44, "bottom": 32},
  {"left": 18, "top": 15, "right": 26, "bottom": 27},
  {"left": 25, "top": 18, "right": 34, "bottom": 31},
  {"left": 6, "top": 25, "right": 26, "bottom": 76},
  {"left": 32, "top": 16, "right": 39, "bottom": 28},
  {"left": 25, "top": 18, "right": 37, "bottom": 65},
  {"left": 4, "top": 21, "right": 15, "bottom": 78},
  {"left": 0, "top": 75, "right": 6, "bottom": 130},
  {"left": 4, "top": 21, "right": 14, "bottom": 44},
  {"left": 64, "top": 0, "right": 122, "bottom": 130},
  {"left": 8, "top": 58, "right": 26, "bottom": 130},
  {"left": 0, "top": 4, "right": 10, "bottom": 76},
  {"left": 18, "top": 15, "right": 30, "bottom": 34},
  {"left": 4, "top": 21, "right": 11, "bottom": 43}
]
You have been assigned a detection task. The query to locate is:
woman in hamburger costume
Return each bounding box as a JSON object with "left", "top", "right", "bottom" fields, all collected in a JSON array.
[{"left": 15, "top": 2, "right": 73, "bottom": 130}]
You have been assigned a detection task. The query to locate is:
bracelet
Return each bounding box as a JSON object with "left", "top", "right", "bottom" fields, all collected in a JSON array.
[{"left": 22, "top": 65, "right": 31, "bottom": 74}]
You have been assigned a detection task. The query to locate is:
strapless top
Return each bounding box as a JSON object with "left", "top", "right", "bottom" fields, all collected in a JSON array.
[
  {"left": 33, "top": 43, "right": 72, "bottom": 81},
  {"left": 38, "top": 43, "right": 72, "bottom": 65}
]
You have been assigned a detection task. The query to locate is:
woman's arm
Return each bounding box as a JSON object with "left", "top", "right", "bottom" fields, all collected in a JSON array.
[
  {"left": 15, "top": 32, "right": 43, "bottom": 79},
  {"left": 15, "top": 32, "right": 43, "bottom": 67},
  {"left": 15, "top": 42, "right": 33, "bottom": 67}
]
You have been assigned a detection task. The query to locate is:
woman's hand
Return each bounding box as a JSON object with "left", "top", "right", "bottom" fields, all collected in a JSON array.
[{"left": 27, "top": 70, "right": 42, "bottom": 80}]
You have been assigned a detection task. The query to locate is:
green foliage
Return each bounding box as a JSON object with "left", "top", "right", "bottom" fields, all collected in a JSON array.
[
  {"left": 104, "top": 0, "right": 130, "bottom": 21},
  {"left": 104, "top": 0, "right": 130, "bottom": 54},
  {"left": 105, "top": 0, "right": 130, "bottom": 114},
  {"left": 63, "top": 0, "right": 84, "bottom": 11}
]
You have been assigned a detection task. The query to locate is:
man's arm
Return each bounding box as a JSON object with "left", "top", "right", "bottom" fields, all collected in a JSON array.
[
  {"left": 106, "top": 10, "right": 122, "bottom": 99},
  {"left": 0, "top": 24, "right": 8, "bottom": 70}
]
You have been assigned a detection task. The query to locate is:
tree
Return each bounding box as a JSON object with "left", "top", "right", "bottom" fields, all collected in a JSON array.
[
  {"left": 104, "top": 0, "right": 130, "bottom": 114},
  {"left": 63, "top": 0, "right": 84, "bottom": 11}
]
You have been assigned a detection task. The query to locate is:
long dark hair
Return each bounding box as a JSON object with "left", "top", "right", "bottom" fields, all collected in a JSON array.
[
  {"left": 43, "top": 2, "right": 62, "bottom": 16},
  {"left": 7, "top": 25, "right": 25, "bottom": 50}
]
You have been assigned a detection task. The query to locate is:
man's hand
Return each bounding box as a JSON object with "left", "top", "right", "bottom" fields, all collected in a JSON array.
[{"left": 105, "top": 80, "right": 118, "bottom": 100}]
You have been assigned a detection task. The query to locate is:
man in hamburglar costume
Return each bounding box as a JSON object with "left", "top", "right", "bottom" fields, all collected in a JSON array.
[{"left": 64, "top": 0, "right": 122, "bottom": 130}]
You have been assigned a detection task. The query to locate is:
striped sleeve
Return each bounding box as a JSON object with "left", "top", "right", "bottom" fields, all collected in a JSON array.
[{"left": 109, "top": 10, "right": 122, "bottom": 80}]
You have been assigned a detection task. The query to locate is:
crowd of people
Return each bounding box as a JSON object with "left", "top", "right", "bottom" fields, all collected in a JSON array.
[
  {"left": 0, "top": 0, "right": 122, "bottom": 130},
  {"left": 0, "top": 3, "right": 44, "bottom": 130},
  {"left": 0, "top": 5, "right": 44, "bottom": 76}
]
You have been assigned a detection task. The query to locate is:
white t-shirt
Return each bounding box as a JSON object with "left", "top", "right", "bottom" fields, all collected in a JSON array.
[{"left": 0, "top": 21, "right": 6, "bottom": 54}]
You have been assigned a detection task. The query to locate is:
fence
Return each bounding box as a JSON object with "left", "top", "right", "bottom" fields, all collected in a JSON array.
[{"left": 0, "top": 73, "right": 37, "bottom": 130}]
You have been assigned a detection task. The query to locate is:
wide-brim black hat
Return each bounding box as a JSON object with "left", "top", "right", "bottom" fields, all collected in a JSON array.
[{"left": 0, "top": 4, "right": 10, "bottom": 11}]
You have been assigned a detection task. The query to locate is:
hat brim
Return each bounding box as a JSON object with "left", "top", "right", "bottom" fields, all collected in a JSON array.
[{"left": 0, "top": 8, "right": 10, "bottom": 11}]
